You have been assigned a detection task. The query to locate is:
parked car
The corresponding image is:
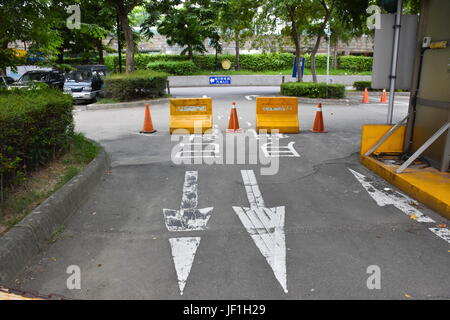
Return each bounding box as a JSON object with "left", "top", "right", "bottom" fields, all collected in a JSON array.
[
  {"left": 63, "top": 65, "right": 108, "bottom": 102},
  {"left": 0, "top": 76, "right": 16, "bottom": 88},
  {"left": 14, "top": 70, "right": 65, "bottom": 90}
]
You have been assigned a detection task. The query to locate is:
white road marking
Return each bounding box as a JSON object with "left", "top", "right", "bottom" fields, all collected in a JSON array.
[
  {"left": 248, "top": 129, "right": 289, "bottom": 140},
  {"left": 163, "top": 171, "right": 214, "bottom": 231},
  {"left": 169, "top": 237, "right": 201, "bottom": 295},
  {"left": 233, "top": 170, "right": 288, "bottom": 293},
  {"left": 348, "top": 168, "right": 434, "bottom": 223},
  {"left": 429, "top": 228, "right": 450, "bottom": 244},
  {"left": 262, "top": 141, "right": 300, "bottom": 157},
  {"left": 245, "top": 95, "right": 260, "bottom": 101}
]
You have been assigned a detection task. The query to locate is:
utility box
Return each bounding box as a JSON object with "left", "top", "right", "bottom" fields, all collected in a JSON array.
[
  {"left": 405, "top": 0, "right": 450, "bottom": 171},
  {"left": 372, "top": 14, "right": 418, "bottom": 90}
]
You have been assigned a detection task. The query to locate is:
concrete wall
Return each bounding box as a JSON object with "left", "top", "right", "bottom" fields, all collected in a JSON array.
[{"left": 168, "top": 75, "right": 372, "bottom": 87}]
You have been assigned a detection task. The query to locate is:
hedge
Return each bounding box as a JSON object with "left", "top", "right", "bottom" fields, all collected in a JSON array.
[
  {"left": 0, "top": 89, "right": 74, "bottom": 188},
  {"left": 147, "top": 60, "right": 197, "bottom": 75},
  {"left": 339, "top": 56, "right": 373, "bottom": 72},
  {"left": 280, "top": 82, "right": 346, "bottom": 99},
  {"left": 353, "top": 81, "right": 375, "bottom": 91},
  {"left": 103, "top": 70, "right": 168, "bottom": 101},
  {"left": 105, "top": 53, "right": 373, "bottom": 73}
]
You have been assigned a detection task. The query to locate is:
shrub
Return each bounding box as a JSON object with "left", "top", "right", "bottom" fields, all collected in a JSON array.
[
  {"left": 338, "top": 56, "right": 373, "bottom": 72},
  {"left": 103, "top": 70, "right": 168, "bottom": 101},
  {"left": 280, "top": 82, "right": 346, "bottom": 99},
  {"left": 353, "top": 81, "right": 374, "bottom": 91},
  {"left": 147, "top": 60, "right": 197, "bottom": 75},
  {"left": 0, "top": 89, "right": 74, "bottom": 188}
]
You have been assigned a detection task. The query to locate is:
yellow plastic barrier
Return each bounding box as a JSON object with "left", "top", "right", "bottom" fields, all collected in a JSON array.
[
  {"left": 256, "top": 97, "right": 299, "bottom": 133},
  {"left": 170, "top": 98, "right": 213, "bottom": 134}
]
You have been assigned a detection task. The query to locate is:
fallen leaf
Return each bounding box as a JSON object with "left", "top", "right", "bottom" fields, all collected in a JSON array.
[
  {"left": 410, "top": 214, "right": 417, "bottom": 221},
  {"left": 437, "top": 224, "right": 446, "bottom": 228},
  {"left": 404, "top": 293, "right": 412, "bottom": 299}
]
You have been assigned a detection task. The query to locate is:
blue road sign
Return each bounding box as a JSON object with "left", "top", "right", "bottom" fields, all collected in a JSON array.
[
  {"left": 209, "top": 76, "right": 231, "bottom": 85},
  {"left": 292, "top": 57, "right": 305, "bottom": 78}
]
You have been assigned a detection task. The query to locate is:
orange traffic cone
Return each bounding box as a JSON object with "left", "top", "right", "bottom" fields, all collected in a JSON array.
[
  {"left": 380, "top": 89, "right": 387, "bottom": 103},
  {"left": 227, "top": 102, "right": 241, "bottom": 132},
  {"left": 311, "top": 103, "right": 327, "bottom": 133},
  {"left": 362, "top": 88, "right": 369, "bottom": 103},
  {"left": 140, "top": 104, "right": 156, "bottom": 134}
]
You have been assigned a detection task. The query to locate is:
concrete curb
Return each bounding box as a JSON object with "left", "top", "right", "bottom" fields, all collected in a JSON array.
[
  {"left": 81, "top": 97, "right": 170, "bottom": 111},
  {"left": 0, "top": 147, "right": 110, "bottom": 284}
]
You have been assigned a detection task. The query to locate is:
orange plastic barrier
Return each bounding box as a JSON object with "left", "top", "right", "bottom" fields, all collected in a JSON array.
[
  {"left": 256, "top": 97, "right": 299, "bottom": 133},
  {"left": 170, "top": 98, "right": 213, "bottom": 134}
]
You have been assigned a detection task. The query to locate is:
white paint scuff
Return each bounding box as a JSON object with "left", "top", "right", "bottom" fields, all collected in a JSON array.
[
  {"left": 428, "top": 228, "right": 450, "bottom": 244},
  {"left": 163, "top": 171, "right": 214, "bottom": 231},
  {"left": 233, "top": 170, "right": 288, "bottom": 293},
  {"left": 348, "top": 168, "right": 434, "bottom": 223},
  {"left": 169, "top": 237, "right": 201, "bottom": 295}
]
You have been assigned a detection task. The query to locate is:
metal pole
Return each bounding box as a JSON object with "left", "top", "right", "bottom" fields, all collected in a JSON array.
[
  {"left": 387, "top": 0, "right": 403, "bottom": 124},
  {"left": 326, "top": 37, "right": 330, "bottom": 83},
  {"left": 116, "top": 14, "right": 123, "bottom": 73},
  {"left": 325, "top": 23, "right": 331, "bottom": 84}
]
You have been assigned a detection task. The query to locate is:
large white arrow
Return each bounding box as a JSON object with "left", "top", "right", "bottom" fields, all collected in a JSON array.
[
  {"left": 232, "top": 170, "right": 288, "bottom": 293},
  {"left": 163, "top": 171, "right": 214, "bottom": 231},
  {"left": 348, "top": 168, "right": 434, "bottom": 223},
  {"left": 164, "top": 171, "right": 213, "bottom": 296}
]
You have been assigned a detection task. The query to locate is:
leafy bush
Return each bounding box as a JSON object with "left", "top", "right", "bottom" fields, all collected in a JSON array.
[
  {"left": 353, "top": 81, "right": 374, "bottom": 91},
  {"left": 147, "top": 60, "right": 197, "bottom": 75},
  {"left": 280, "top": 82, "right": 346, "bottom": 99},
  {"left": 338, "top": 56, "right": 373, "bottom": 72},
  {"left": 104, "top": 53, "right": 372, "bottom": 74},
  {"left": 103, "top": 70, "right": 168, "bottom": 101},
  {"left": 0, "top": 89, "right": 74, "bottom": 188}
]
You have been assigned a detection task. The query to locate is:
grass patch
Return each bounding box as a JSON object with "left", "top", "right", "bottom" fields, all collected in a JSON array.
[
  {"left": 94, "top": 94, "right": 171, "bottom": 105},
  {"left": 0, "top": 133, "right": 99, "bottom": 235}
]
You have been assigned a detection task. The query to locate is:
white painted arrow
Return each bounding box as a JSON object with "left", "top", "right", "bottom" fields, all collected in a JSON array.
[
  {"left": 163, "top": 171, "right": 214, "bottom": 231},
  {"left": 348, "top": 168, "right": 434, "bottom": 223},
  {"left": 232, "top": 170, "right": 288, "bottom": 293},
  {"left": 169, "top": 237, "right": 200, "bottom": 295}
]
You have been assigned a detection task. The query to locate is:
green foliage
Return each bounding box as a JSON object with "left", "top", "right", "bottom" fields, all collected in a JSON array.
[
  {"left": 106, "top": 53, "right": 374, "bottom": 74},
  {"left": 280, "top": 82, "right": 346, "bottom": 99},
  {"left": 147, "top": 61, "right": 198, "bottom": 75},
  {"left": 353, "top": 81, "right": 374, "bottom": 91},
  {"left": 0, "top": 89, "right": 74, "bottom": 188},
  {"left": 338, "top": 56, "right": 373, "bottom": 72},
  {"left": 103, "top": 70, "right": 168, "bottom": 101},
  {"left": 142, "top": 0, "right": 221, "bottom": 58}
]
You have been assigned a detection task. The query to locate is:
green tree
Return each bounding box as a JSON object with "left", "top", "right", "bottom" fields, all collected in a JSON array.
[
  {"left": 217, "top": 0, "right": 260, "bottom": 70},
  {"left": 308, "top": 0, "right": 370, "bottom": 82},
  {"left": 106, "top": 0, "right": 144, "bottom": 73},
  {"left": 142, "top": 0, "right": 221, "bottom": 60},
  {"left": 0, "top": 0, "right": 64, "bottom": 72},
  {"left": 258, "top": 0, "right": 318, "bottom": 82}
]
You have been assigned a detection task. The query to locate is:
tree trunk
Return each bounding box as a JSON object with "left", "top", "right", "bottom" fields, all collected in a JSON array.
[
  {"left": 187, "top": 45, "right": 193, "bottom": 60},
  {"left": 97, "top": 39, "right": 104, "bottom": 65},
  {"left": 333, "top": 41, "right": 338, "bottom": 69},
  {"left": 288, "top": 6, "right": 302, "bottom": 82},
  {"left": 311, "top": 0, "right": 335, "bottom": 83},
  {"left": 117, "top": 9, "right": 134, "bottom": 73},
  {"left": 235, "top": 34, "right": 240, "bottom": 71},
  {"left": 310, "top": 35, "right": 322, "bottom": 83}
]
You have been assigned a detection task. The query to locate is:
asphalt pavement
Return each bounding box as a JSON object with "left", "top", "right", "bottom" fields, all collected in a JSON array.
[{"left": 15, "top": 87, "right": 450, "bottom": 299}]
